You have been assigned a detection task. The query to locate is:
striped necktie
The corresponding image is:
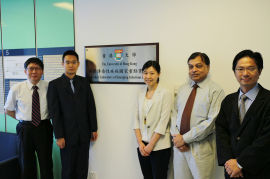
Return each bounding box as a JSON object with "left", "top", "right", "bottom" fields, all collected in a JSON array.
[{"left": 32, "top": 86, "right": 41, "bottom": 126}]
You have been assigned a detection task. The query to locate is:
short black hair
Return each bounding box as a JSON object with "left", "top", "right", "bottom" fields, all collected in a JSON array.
[
  {"left": 62, "top": 50, "right": 79, "bottom": 62},
  {"left": 24, "top": 57, "right": 44, "bottom": 70},
  {"left": 232, "top": 50, "right": 263, "bottom": 71},
  {"left": 187, "top": 52, "right": 210, "bottom": 65},
  {"left": 142, "top": 60, "right": 161, "bottom": 83}
]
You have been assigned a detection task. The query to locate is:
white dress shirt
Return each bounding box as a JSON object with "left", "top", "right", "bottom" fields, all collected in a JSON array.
[
  {"left": 171, "top": 76, "right": 225, "bottom": 143},
  {"left": 4, "top": 80, "right": 50, "bottom": 121}
]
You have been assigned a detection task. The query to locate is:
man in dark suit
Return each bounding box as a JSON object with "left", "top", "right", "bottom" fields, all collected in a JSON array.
[
  {"left": 47, "top": 50, "right": 98, "bottom": 179},
  {"left": 216, "top": 50, "right": 270, "bottom": 179}
]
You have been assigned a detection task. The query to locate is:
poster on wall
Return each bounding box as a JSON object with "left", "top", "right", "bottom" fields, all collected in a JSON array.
[
  {"left": 2, "top": 47, "right": 75, "bottom": 98},
  {"left": 85, "top": 43, "right": 159, "bottom": 84},
  {"left": 4, "top": 55, "right": 34, "bottom": 79}
]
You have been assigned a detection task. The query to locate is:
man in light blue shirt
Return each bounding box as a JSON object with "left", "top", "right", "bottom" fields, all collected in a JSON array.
[{"left": 171, "top": 52, "right": 225, "bottom": 179}]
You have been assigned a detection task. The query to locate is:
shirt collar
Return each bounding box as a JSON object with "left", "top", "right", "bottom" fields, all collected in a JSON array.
[
  {"left": 27, "top": 80, "right": 42, "bottom": 90},
  {"left": 63, "top": 73, "right": 75, "bottom": 82},
  {"left": 238, "top": 83, "right": 260, "bottom": 101},
  {"left": 190, "top": 75, "right": 209, "bottom": 89}
]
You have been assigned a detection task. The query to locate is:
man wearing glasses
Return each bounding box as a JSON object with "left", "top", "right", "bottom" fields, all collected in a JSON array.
[
  {"left": 216, "top": 50, "right": 270, "bottom": 178},
  {"left": 4, "top": 58, "right": 54, "bottom": 179},
  {"left": 47, "top": 50, "right": 98, "bottom": 179}
]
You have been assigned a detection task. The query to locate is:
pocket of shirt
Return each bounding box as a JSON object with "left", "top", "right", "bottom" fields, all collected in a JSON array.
[{"left": 194, "top": 102, "right": 210, "bottom": 118}]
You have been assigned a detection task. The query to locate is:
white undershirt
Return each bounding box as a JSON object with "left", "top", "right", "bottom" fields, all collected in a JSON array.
[{"left": 142, "top": 97, "right": 152, "bottom": 143}]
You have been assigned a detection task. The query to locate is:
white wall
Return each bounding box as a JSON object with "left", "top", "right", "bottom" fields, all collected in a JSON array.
[{"left": 74, "top": 1, "right": 270, "bottom": 178}]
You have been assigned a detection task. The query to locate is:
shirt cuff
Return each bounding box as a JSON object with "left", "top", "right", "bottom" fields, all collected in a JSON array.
[
  {"left": 182, "top": 132, "right": 192, "bottom": 144},
  {"left": 237, "top": 162, "right": 243, "bottom": 169}
]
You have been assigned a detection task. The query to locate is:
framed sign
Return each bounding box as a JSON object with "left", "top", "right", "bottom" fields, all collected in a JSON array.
[{"left": 85, "top": 43, "right": 159, "bottom": 84}]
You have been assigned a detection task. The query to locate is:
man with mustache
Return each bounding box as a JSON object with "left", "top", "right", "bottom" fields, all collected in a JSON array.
[
  {"left": 216, "top": 50, "right": 270, "bottom": 178},
  {"left": 171, "top": 52, "right": 225, "bottom": 179}
]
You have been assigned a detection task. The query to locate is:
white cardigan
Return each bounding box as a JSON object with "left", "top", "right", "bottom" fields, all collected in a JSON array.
[{"left": 133, "top": 84, "right": 172, "bottom": 151}]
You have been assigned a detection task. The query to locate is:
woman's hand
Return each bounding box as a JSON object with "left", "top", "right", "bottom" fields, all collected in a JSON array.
[
  {"left": 139, "top": 142, "right": 149, "bottom": 156},
  {"left": 144, "top": 143, "right": 154, "bottom": 155}
]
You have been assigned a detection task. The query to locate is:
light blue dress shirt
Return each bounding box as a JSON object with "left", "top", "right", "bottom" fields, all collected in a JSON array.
[
  {"left": 238, "top": 83, "right": 260, "bottom": 112},
  {"left": 171, "top": 76, "right": 225, "bottom": 143}
]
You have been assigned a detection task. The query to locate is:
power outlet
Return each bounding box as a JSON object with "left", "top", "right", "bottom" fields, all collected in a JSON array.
[{"left": 90, "top": 172, "right": 97, "bottom": 179}]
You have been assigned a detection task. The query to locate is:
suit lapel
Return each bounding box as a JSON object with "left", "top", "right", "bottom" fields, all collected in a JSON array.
[
  {"left": 138, "top": 84, "right": 162, "bottom": 120},
  {"left": 238, "top": 86, "right": 267, "bottom": 134},
  {"left": 139, "top": 87, "right": 147, "bottom": 121},
  {"left": 232, "top": 91, "right": 240, "bottom": 128},
  {"left": 74, "top": 75, "right": 83, "bottom": 96},
  {"left": 148, "top": 84, "right": 162, "bottom": 112},
  {"left": 60, "top": 74, "right": 74, "bottom": 95}
]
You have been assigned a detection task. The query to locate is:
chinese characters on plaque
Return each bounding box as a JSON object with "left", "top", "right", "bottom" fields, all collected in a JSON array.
[{"left": 85, "top": 43, "right": 159, "bottom": 84}]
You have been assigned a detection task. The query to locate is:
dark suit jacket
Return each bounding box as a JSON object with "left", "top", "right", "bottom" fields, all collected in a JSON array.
[
  {"left": 216, "top": 84, "right": 270, "bottom": 179},
  {"left": 47, "top": 74, "right": 97, "bottom": 145}
]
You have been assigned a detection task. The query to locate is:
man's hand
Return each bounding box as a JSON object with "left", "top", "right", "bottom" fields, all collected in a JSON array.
[
  {"left": 178, "top": 144, "right": 190, "bottom": 153},
  {"left": 232, "top": 171, "right": 243, "bottom": 178},
  {"left": 57, "top": 138, "right": 65, "bottom": 149},
  {"left": 91, "top": 132, "right": 98, "bottom": 141},
  {"left": 5, "top": 110, "right": 16, "bottom": 119},
  {"left": 225, "top": 159, "right": 243, "bottom": 178},
  {"left": 172, "top": 134, "right": 185, "bottom": 148},
  {"left": 144, "top": 143, "right": 154, "bottom": 155},
  {"left": 138, "top": 142, "right": 149, "bottom": 157}
]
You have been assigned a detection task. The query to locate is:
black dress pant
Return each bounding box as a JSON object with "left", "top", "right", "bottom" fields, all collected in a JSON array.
[
  {"left": 137, "top": 144, "right": 171, "bottom": 179},
  {"left": 16, "top": 120, "right": 54, "bottom": 179},
  {"left": 60, "top": 139, "right": 90, "bottom": 179}
]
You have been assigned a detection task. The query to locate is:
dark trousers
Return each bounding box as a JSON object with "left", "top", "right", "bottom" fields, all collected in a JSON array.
[
  {"left": 137, "top": 145, "right": 171, "bottom": 179},
  {"left": 60, "top": 139, "right": 90, "bottom": 179},
  {"left": 16, "top": 120, "right": 54, "bottom": 179}
]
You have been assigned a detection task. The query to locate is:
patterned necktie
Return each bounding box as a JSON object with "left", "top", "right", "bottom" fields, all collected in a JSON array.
[
  {"left": 32, "top": 86, "right": 41, "bottom": 126},
  {"left": 180, "top": 83, "right": 198, "bottom": 135},
  {"left": 239, "top": 94, "right": 248, "bottom": 124},
  {"left": 70, "top": 80, "right": 75, "bottom": 93}
]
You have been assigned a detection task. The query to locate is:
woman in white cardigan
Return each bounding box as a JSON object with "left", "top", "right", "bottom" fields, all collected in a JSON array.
[{"left": 134, "top": 61, "right": 172, "bottom": 179}]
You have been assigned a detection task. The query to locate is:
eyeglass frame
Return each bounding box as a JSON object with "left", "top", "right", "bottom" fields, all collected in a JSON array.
[
  {"left": 63, "top": 61, "right": 78, "bottom": 65},
  {"left": 235, "top": 66, "right": 258, "bottom": 73},
  {"left": 26, "top": 67, "right": 42, "bottom": 72}
]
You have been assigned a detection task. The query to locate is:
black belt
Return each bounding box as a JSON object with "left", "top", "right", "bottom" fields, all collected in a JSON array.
[{"left": 19, "top": 119, "right": 50, "bottom": 124}]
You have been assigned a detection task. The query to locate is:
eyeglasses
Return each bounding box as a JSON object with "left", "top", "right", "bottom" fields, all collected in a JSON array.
[
  {"left": 64, "top": 61, "right": 78, "bottom": 65},
  {"left": 235, "top": 67, "right": 258, "bottom": 73},
  {"left": 27, "top": 67, "right": 42, "bottom": 72}
]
